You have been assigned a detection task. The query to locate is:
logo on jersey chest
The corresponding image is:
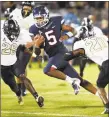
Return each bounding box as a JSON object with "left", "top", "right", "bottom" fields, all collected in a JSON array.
[
  {"left": 39, "top": 30, "right": 43, "bottom": 35},
  {"left": 44, "top": 21, "right": 53, "bottom": 30}
]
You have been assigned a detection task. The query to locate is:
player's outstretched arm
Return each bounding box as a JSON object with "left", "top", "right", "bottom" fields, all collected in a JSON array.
[
  {"left": 60, "top": 24, "right": 77, "bottom": 41},
  {"left": 64, "top": 48, "right": 85, "bottom": 61},
  {"left": 62, "top": 25, "right": 77, "bottom": 35},
  {"left": 23, "top": 35, "right": 45, "bottom": 55},
  {"left": 62, "top": 24, "right": 76, "bottom": 32}
]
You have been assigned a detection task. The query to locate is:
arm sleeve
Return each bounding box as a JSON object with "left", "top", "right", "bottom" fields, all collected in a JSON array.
[
  {"left": 61, "top": 19, "right": 65, "bottom": 25},
  {"left": 29, "top": 26, "right": 35, "bottom": 36},
  {"left": 73, "top": 40, "right": 84, "bottom": 50},
  {"left": 19, "top": 30, "right": 32, "bottom": 45}
]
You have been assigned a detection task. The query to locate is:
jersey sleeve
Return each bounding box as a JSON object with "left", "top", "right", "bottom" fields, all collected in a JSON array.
[
  {"left": 29, "top": 25, "right": 39, "bottom": 37},
  {"left": 10, "top": 8, "right": 21, "bottom": 20},
  {"left": 53, "top": 16, "right": 65, "bottom": 25},
  {"left": 73, "top": 40, "right": 84, "bottom": 50},
  {"left": 19, "top": 29, "right": 32, "bottom": 45},
  {"left": 61, "top": 18, "right": 65, "bottom": 25},
  {"left": 59, "top": 16, "right": 65, "bottom": 25},
  {"left": 94, "top": 27, "right": 103, "bottom": 36}
]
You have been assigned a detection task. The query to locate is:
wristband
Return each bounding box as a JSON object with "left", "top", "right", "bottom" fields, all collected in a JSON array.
[{"left": 66, "top": 32, "right": 74, "bottom": 38}]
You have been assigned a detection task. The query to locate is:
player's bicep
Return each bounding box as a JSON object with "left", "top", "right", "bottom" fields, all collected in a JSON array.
[
  {"left": 61, "top": 24, "right": 75, "bottom": 32},
  {"left": 29, "top": 27, "right": 35, "bottom": 38}
]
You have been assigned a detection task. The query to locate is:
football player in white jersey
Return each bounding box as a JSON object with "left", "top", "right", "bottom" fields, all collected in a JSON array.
[
  {"left": 5, "top": 1, "right": 35, "bottom": 30},
  {"left": 64, "top": 20, "right": 109, "bottom": 114},
  {"left": 1, "top": 19, "right": 44, "bottom": 107},
  {"left": 74, "top": 17, "right": 103, "bottom": 77},
  {"left": 4, "top": 1, "right": 36, "bottom": 96}
]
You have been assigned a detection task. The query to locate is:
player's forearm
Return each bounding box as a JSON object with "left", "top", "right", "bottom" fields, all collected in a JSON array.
[
  {"left": 62, "top": 25, "right": 77, "bottom": 35},
  {"left": 24, "top": 41, "right": 41, "bottom": 55},
  {"left": 25, "top": 40, "right": 41, "bottom": 49},
  {"left": 25, "top": 41, "right": 35, "bottom": 49},
  {"left": 64, "top": 49, "right": 85, "bottom": 61}
]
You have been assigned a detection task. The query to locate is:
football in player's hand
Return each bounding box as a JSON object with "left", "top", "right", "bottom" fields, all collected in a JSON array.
[
  {"left": 34, "top": 34, "right": 42, "bottom": 40},
  {"left": 34, "top": 34, "right": 45, "bottom": 47}
]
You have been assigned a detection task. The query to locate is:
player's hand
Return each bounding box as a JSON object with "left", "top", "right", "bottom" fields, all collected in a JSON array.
[
  {"left": 34, "top": 34, "right": 42, "bottom": 40},
  {"left": 26, "top": 41, "right": 34, "bottom": 48},
  {"left": 60, "top": 35, "right": 69, "bottom": 41},
  {"left": 33, "top": 35, "right": 45, "bottom": 48}
]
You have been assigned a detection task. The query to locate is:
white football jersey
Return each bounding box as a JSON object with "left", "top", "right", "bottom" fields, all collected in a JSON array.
[
  {"left": 1, "top": 20, "right": 5, "bottom": 28},
  {"left": 1, "top": 29, "right": 32, "bottom": 66},
  {"left": 10, "top": 8, "right": 35, "bottom": 30},
  {"left": 73, "top": 35, "right": 108, "bottom": 66}
]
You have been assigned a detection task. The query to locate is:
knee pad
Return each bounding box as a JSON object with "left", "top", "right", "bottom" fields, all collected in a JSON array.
[
  {"left": 43, "top": 65, "right": 57, "bottom": 74},
  {"left": 50, "top": 65, "right": 57, "bottom": 71}
]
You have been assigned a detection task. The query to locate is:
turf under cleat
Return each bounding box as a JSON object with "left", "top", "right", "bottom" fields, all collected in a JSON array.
[
  {"left": 36, "top": 96, "right": 44, "bottom": 107},
  {"left": 101, "top": 108, "right": 109, "bottom": 114},
  {"left": 72, "top": 79, "right": 80, "bottom": 95},
  {"left": 17, "top": 96, "right": 24, "bottom": 105}
]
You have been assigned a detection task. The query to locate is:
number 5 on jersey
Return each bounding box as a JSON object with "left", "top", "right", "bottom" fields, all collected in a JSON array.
[{"left": 45, "top": 30, "right": 57, "bottom": 45}]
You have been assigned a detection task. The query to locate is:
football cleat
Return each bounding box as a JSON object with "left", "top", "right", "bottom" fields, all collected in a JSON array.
[
  {"left": 101, "top": 108, "right": 109, "bottom": 114},
  {"left": 36, "top": 96, "right": 44, "bottom": 107},
  {"left": 17, "top": 96, "right": 24, "bottom": 105},
  {"left": 72, "top": 79, "right": 80, "bottom": 95}
]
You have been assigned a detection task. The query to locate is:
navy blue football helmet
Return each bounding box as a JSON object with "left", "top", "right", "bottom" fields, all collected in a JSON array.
[{"left": 33, "top": 6, "right": 49, "bottom": 28}]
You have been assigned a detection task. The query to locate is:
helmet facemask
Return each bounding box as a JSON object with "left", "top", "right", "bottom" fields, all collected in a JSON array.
[
  {"left": 34, "top": 13, "right": 49, "bottom": 28},
  {"left": 21, "top": 6, "right": 32, "bottom": 18}
]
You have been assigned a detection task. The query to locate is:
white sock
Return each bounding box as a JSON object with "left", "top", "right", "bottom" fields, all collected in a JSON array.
[
  {"left": 95, "top": 91, "right": 100, "bottom": 97},
  {"left": 65, "top": 75, "right": 80, "bottom": 85}
]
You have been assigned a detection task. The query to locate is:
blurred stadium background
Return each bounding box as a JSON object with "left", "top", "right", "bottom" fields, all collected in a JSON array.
[
  {"left": 1, "top": 1, "right": 108, "bottom": 32},
  {"left": 1, "top": 1, "right": 108, "bottom": 117}
]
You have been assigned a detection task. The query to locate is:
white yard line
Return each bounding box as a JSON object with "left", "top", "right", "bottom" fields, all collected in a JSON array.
[
  {"left": 1, "top": 111, "right": 102, "bottom": 117},
  {"left": 1, "top": 91, "right": 92, "bottom": 97}
]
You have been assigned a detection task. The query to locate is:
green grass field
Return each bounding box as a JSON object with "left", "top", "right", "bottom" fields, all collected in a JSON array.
[{"left": 1, "top": 63, "right": 108, "bottom": 117}]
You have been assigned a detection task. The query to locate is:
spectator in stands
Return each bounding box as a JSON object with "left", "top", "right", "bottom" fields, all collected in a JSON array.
[
  {"left": 101, "top": 19, "right": 108, "bottom": 37},
  {"left": 101, "top": 2, "right": 108, "bottom": 20}
]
